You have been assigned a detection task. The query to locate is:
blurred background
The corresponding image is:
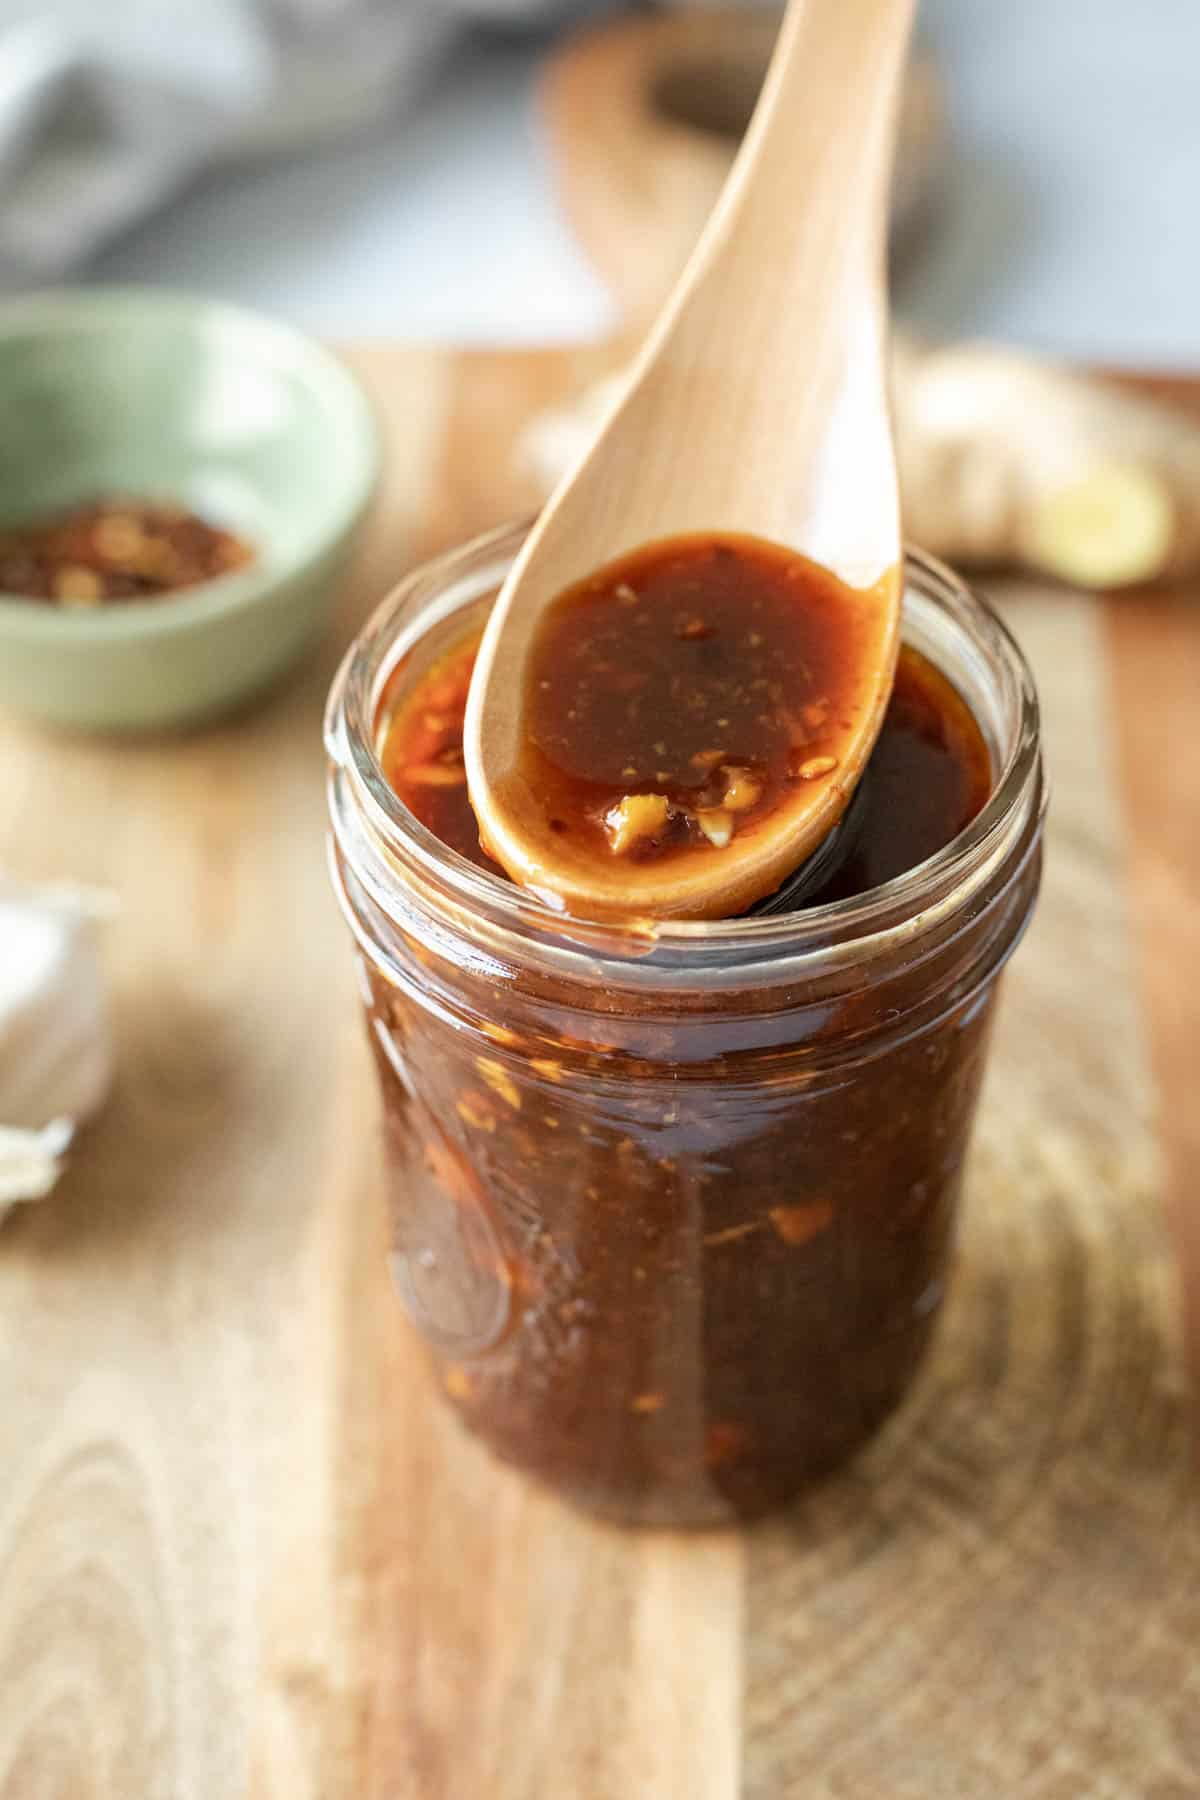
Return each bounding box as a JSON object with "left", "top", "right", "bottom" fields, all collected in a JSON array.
[{"left": 5, "top": 0, "right": 1198, "bottom": 361}]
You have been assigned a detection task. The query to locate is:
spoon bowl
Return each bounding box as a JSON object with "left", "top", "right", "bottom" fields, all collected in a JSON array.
[{"left": 466, "top": 0, "right": 915, "bottom": 919}]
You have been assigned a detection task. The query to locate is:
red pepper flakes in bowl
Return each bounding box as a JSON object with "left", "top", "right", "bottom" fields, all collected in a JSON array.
[{"left": 0, "top": 497, "right": 256, "bottom": 607}]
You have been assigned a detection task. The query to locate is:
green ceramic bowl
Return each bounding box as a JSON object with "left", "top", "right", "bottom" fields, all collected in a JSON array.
[{"left": 0, "top": 289, "right": 379, "bottom": 731}]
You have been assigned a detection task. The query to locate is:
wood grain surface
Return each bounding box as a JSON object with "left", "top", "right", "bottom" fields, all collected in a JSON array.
[{"left": 0, "top": 346, "right": 1196, "bottom": 1799}]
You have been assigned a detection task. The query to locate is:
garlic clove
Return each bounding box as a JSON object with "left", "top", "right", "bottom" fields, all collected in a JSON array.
[
  {"left": 0, "top": 1119, "right": 74, "bottom": 1217},
  {"left": 0, "top": 880, "right": 114, "bottom": 1134}
]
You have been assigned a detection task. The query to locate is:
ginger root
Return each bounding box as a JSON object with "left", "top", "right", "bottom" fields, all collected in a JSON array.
[
  {"left": 522, "top": 339, "right": 1200, "bottom": 590},
  {"left": 890, "top": 339, "right": 1200, "bottom": 589}
]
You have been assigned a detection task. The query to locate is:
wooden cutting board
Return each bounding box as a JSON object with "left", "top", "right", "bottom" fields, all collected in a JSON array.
[{"left": 0, "top": 345, "right": 1197, "bottom": 1799}]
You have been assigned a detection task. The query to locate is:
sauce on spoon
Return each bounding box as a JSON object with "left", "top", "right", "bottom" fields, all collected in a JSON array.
[
  {"left": 520, "top": 533, "right": 886, "bottom": 867},
  {"left": 378, "top": 601, "right": 989, "bottom": 910}
]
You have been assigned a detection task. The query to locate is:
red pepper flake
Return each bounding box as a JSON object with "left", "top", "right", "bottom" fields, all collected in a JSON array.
[
  {"left": 0, "top": 496, "right": 255, "bottom": 606},
  {"left": 704, "top": 1420, "right": 749, "bottom": 1467},
  {"left": 769, "top": 1199, "right": 834, "bottom": 1245}
]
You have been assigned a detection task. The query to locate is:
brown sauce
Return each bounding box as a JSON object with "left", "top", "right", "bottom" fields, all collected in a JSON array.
[
  {"left": 379, "top": 630, "right": 990, "bottom": 909},
  {"left": 517, "top": 534, "right": 889, "bottom": 862},
  {"left": 361, "top": 575, "right": 1015, "bottom": 1523}
]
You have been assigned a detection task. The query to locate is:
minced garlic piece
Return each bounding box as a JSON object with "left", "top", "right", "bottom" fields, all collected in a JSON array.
[
  {"left": 696, "top": 809, "right": 734, "bottom": 848},
  {"left": 604, "top": 793, "right": 671, "bottom": 854},
  {"left": 721, "top": 769, "right": 762, "bottom": 812},
  {"left": 796, "top": 755, "right": 838, "bottom": 781}
]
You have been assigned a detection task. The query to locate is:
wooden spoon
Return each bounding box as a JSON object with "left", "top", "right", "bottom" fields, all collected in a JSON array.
[{"left": 465, "top": 0, "right": 914, "bottom": 921}]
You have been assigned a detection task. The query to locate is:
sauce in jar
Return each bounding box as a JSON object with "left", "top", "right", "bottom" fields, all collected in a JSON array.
[
  {"left": 381, "top": 631, "right": 990, "bottom": 908},
  {"left": 330, "top": 529, "right": 1044, "bottom": 1525}
]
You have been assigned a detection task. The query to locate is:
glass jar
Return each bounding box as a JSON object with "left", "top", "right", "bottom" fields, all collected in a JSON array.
[{"left": 325, "top": 523, "right": 1045, "bottom": 1527}]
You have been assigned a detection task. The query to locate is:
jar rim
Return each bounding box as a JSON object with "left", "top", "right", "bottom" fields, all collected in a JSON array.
[{"left": 327, "top": 521, "right": 1044, "bottom": 986}]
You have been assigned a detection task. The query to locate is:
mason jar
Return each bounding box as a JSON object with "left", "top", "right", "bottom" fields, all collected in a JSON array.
[{"left": 325, "top": 522, "right": 1045, "bottom": 1527}]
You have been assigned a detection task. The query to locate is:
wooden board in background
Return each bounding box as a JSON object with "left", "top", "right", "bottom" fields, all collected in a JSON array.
[
  {"left": 538, "top": 10, "right": 946, "bottom": 326},
  {"left": 0, "top": 347, "right": 1196, "bottom": 1799}
]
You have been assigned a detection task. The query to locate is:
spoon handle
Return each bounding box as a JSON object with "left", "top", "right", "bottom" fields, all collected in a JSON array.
[
  {"left": 674, "top": 0, "right": 916, "bottom": 320},
  {"left": 623, "top": 0, "right": 915, "bottom": 584}
]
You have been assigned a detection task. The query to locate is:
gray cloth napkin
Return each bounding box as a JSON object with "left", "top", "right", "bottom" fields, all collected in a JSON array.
[{"left": 0, "top": 0, "right": 573, "bottom": 285}]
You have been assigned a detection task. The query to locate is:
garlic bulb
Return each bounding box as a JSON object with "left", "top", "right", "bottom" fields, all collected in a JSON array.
[{"left": 0, "top": 881, "right": 114, "bottom": 1216}]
